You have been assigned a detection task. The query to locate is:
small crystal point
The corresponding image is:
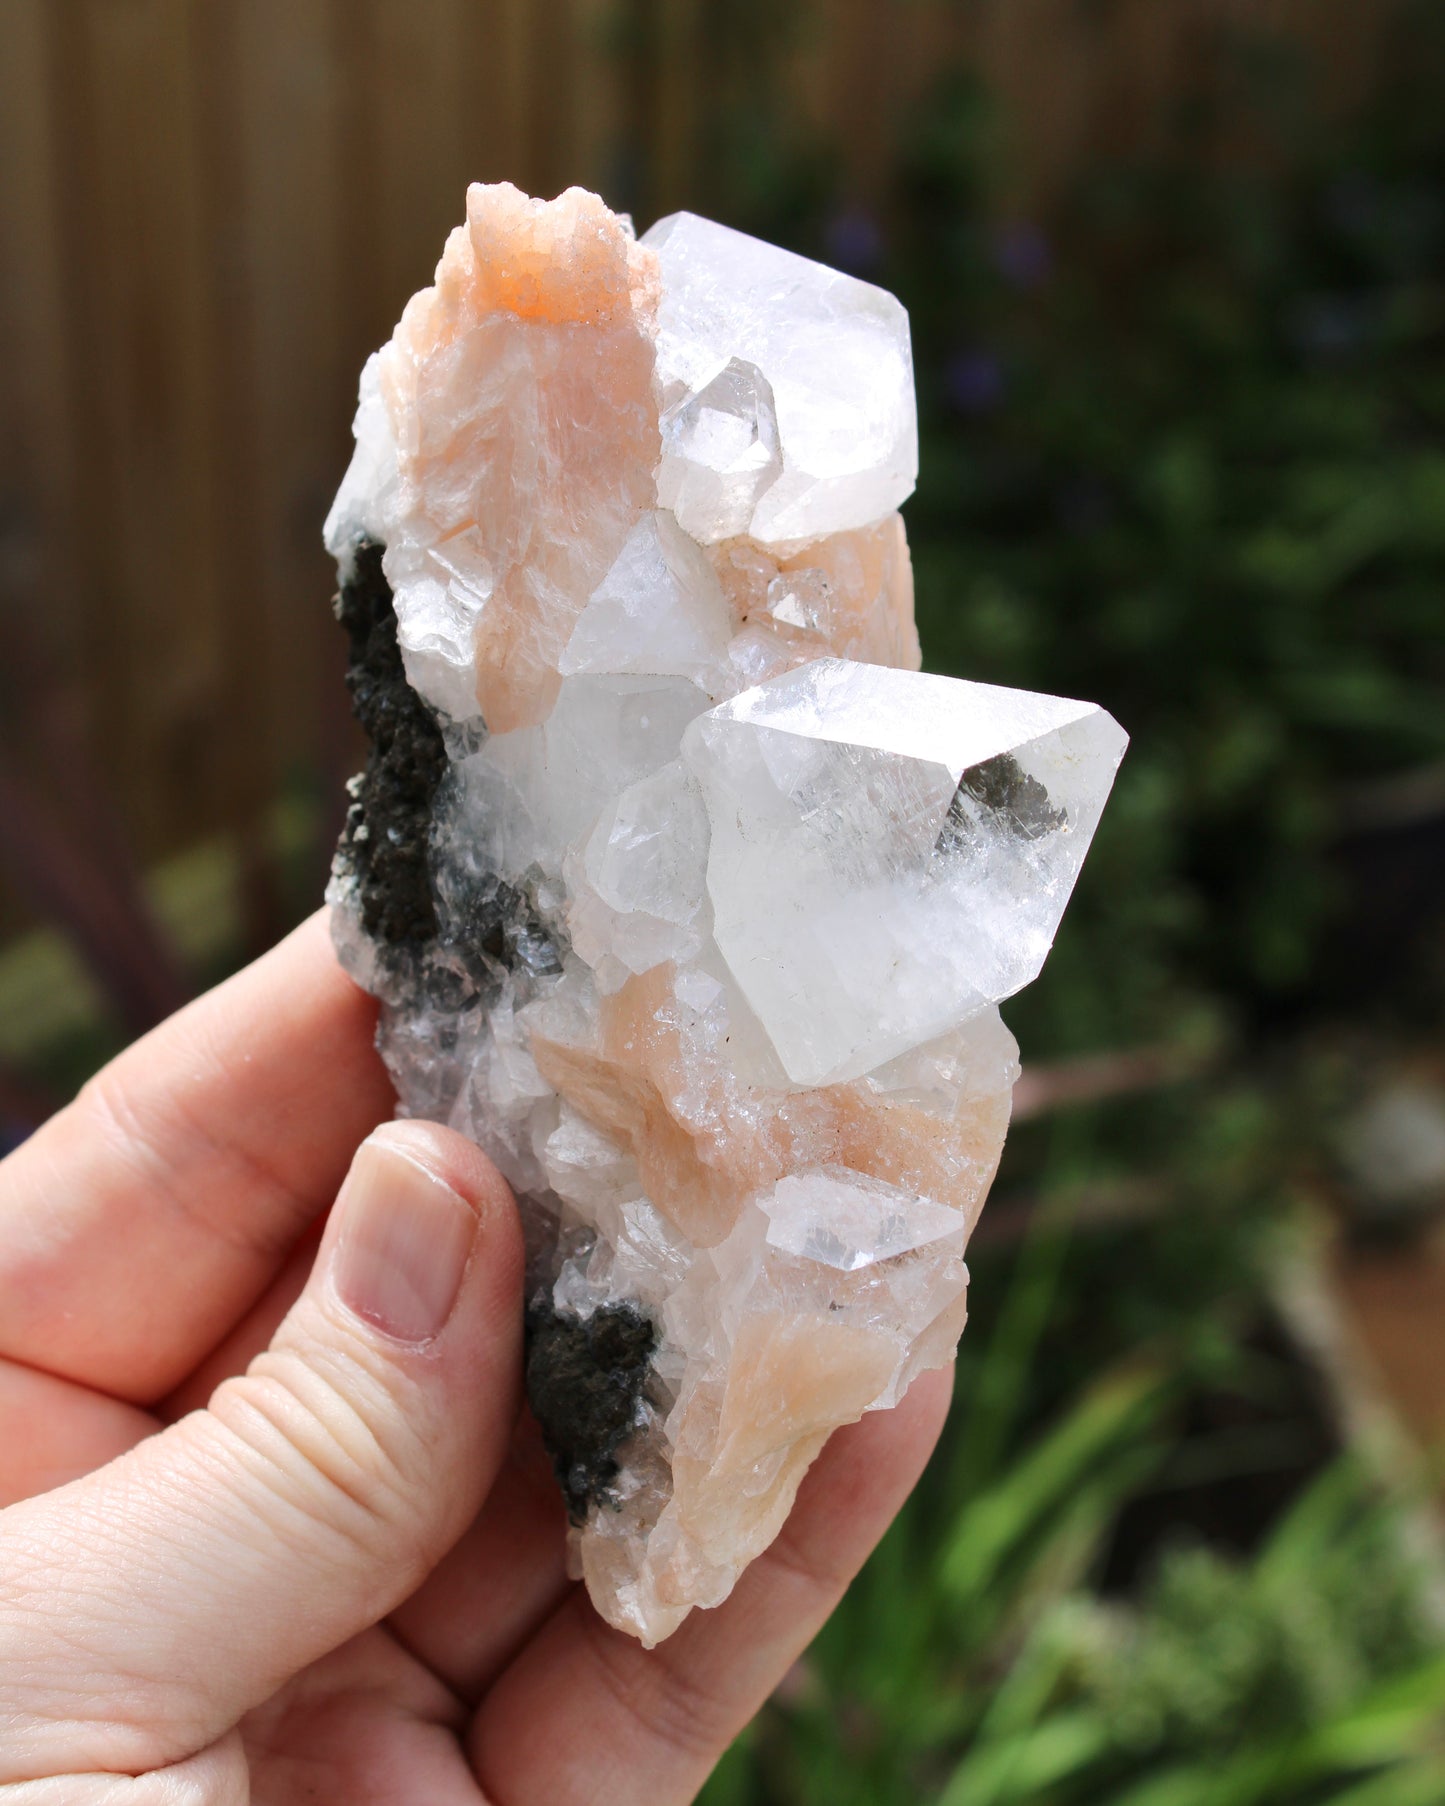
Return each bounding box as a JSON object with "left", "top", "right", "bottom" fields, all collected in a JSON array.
[
  {"left": 657, "top": 356, "right": 784, "bottom": 543},
  {"left": 762, "top": 1169, "right": 967, "bottom": 1270},
  {"left": 326, "top": 184, "right": 1124, "bottom": 1645}
]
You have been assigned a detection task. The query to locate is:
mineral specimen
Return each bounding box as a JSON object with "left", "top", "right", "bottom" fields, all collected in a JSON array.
[{"left": 325, "top": 183, "right": 1127, "bottom": 1646}]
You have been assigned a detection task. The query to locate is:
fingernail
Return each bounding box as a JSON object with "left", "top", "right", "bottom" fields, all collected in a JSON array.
[{"left": 331, "top": 1134, "right": 477, "bottom": 1343}]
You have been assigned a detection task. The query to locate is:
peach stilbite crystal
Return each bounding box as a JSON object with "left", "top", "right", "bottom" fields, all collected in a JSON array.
[
  {"left": 325, "top": 183, "right": 1127, "bottom": 1645},
  {"left": 330, "top": 183, "right": 662, "bottom": 732}
]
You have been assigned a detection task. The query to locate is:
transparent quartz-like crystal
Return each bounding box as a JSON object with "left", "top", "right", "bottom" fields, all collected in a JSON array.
[
  {"left": 326, "top": 182, "right": 1126, "bottom": 1646},
  {"left": 684, "top": 659, "right": 1128, "bottom": 1087},
  {"left": 657, "top": 356, "right": 784, "bottom": 543}
]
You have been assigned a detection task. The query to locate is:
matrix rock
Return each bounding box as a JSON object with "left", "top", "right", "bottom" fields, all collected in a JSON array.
[{"left": 325, "top": 184, "right": 1127, "bottom": 1644}]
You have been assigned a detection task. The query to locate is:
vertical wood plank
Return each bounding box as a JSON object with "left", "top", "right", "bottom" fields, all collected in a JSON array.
[
  {"left": 330, "top": 0, "right": 392, "bottom": 364},
  {"left": 40, "top": 0, "right": 117, "bottom": 793},
  {"left": 455, "top": 0, "right": 525, "bottom": 189},
  {"left": 0, "top": 0, "right": 78, "bottom": 674},
  {"left": 229, "top": 0, "right": 349, "bottom": 765},
  {"left": 498, "top": 0, "right": 538, "bottom": 190},
  {"left": 46, "top": 0, "right": 227, "bottom": 856},
  {"left": 0, "top": 0, "right": 81, "bottom": 940},
  {"left": 648, "top": 0, "right": 702, "bottom": 217},
  {"left": 523, "top": 0, "right": 576, "bottom": 198},
  {"left": 189, "top": 0, "right": 302, "bottom": 941},
  {"left": 367, "top": 0, "right": 480, "bottom": 316},
  {"left": 569, "top": 0, "right": 629, "bottom": 201},
  {"left": 61, "top": 0, "right": 225, "bottom": 856},
  {"left": 229, "top": 0, "right": 361, "bottom": 901}
]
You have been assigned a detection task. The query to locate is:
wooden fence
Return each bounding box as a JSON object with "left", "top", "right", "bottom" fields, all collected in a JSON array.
[{"left": 0, "top": 0, "right": 1396, "bottom": 930}]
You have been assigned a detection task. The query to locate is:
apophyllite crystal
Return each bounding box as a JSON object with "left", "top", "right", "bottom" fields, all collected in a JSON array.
[{"left": 324, "top": 183, "right": 1127, "bottom": 1646}]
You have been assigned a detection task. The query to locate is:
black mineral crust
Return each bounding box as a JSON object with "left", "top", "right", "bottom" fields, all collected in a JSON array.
[
  {"left": 334, "top": 540, "right": 448, "bottom": 945},
  {"left": 938, "top": 750, "right": 1067, "bottom": 853},
  {"left": 525, "top": 1297, "right": 658, "bottom": 1522},
  {"left": 337, "top": 546, "right": 644, "bottom": 1527},
  {"left": 441, "top": 870, "right": 565, "bottom": 983}
]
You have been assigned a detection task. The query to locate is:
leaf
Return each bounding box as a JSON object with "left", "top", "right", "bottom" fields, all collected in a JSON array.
[
  {"left": 936, "top": 1708, "right": 1112, "bottom": 1806},
  {"left": 1254, "top": 1455, "right": 1370, "bottom": 1592},
  {"left": 940, "top": 1367, "right": 1170, "bottom": 1609},
  {"left": 1325, "top": 1757, "right": 1445, "bottom": 1806},
  {"left": 1297, "top": 1653, "right": 1445, "bottom": 1770}
]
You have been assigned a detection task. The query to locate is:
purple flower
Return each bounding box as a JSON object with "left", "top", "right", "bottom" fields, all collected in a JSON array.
[
  {"left": 825, "top": 207, "right": 884, "bottom": 274},
  {"left": 990, "top": 220, "right": 1052, "bottom": 291},
  {"left": 944, "top": 348, "right": 1006, "bottom": 415}
]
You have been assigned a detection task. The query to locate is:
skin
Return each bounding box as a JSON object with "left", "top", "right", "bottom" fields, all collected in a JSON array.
[{"left": 0, "top": 910, "right": 952, "bottom": 1804}]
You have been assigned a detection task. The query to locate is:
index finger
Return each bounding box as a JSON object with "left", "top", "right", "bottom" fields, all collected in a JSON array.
[{"left": 0, "top": 910, "right": 395, "bottom": 1403}]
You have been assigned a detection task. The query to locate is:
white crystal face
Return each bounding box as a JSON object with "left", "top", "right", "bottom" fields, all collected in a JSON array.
[
  {"left": 326, "top": 183, "right": 1125, "bottom": 1649},
  {"left": 566, "top": 759, "right": 711, "bottom": 989},
  {"left": 683, "top": 658, "right": 1128, "bottom": 1086},
  {"left": 323, "top": 353, "right": 400, "bottom": 581},
  {"left": 642, "top": 211, "right": 917, "bottom": 542},
  {"left": 457, "top": 673, "right": 711, "bottom": 881},
  {"left": 559, "top": 510, "right": 731, "bottom": 691}
]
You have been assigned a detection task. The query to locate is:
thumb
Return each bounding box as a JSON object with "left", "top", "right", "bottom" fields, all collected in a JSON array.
[{"left": 0, "top": 1120, "right": 523, "bottom": 1785}]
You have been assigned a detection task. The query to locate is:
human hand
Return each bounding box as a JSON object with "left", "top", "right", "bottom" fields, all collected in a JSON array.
[{"left": 0, "top": 911, "right": 951, "bottom": 1803}]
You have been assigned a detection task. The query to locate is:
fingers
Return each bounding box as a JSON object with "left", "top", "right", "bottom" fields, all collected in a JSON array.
[
  {"left": 171, "top": 1257, "right": 575, "bottom": 1702},
  {"left": 239, "top": 1632, "right": 471, "bottom": 1802},
  {"left": 158, "top": 1227, "right": 322, "bottom": 1422},
  {"left": 0, "top": 1122, "right": 524, "bottom": 1785},
  {"left": 0, "top": 1359, "right": 157, "bottom": 1506},
  {"left": 386, "top": 1408, "right": 572, "bottom": 1699},
  {"left": 469, "top": 1365, "right": 954, "bottom": 1806},
  {"left": 0, "top": 1734, "right": 248, "bottom": 1804},
  {"left": 0, "top": 910, "right": 396, "bottom": 1403}
]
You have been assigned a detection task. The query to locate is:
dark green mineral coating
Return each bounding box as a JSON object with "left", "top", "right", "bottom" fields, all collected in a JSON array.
[
  {"left": 334, "top": 541, "right": 448, "bottom": 946},
  {"left": 939, "top": 751, "right": 1067, "bottom": 851},
  {"left": 525, "top": 1297, "right": 658, "bottom": 1523}
]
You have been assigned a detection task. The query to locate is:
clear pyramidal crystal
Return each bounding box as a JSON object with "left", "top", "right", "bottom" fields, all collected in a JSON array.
[{"left": 325, "top": 184, "right": 1127, "bottom": 1646}]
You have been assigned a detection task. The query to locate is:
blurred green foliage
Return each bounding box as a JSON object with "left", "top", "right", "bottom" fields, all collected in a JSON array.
[
  {"left": 729, "top": 1407, "right": 1443, "bottom": 1806},
  {"left": 698, "top": 5, "right": 1445, "bottom": 1802}
]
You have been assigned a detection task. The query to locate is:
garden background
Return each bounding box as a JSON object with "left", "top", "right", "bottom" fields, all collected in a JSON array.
[{"left": 2, "top": 3, "right": 1444, "bottom": 1801}]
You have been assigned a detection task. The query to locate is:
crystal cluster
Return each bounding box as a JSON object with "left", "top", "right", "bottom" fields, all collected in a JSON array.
[{"left": 325, "top": 184, "right": 1127, "bottom": 1646}]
